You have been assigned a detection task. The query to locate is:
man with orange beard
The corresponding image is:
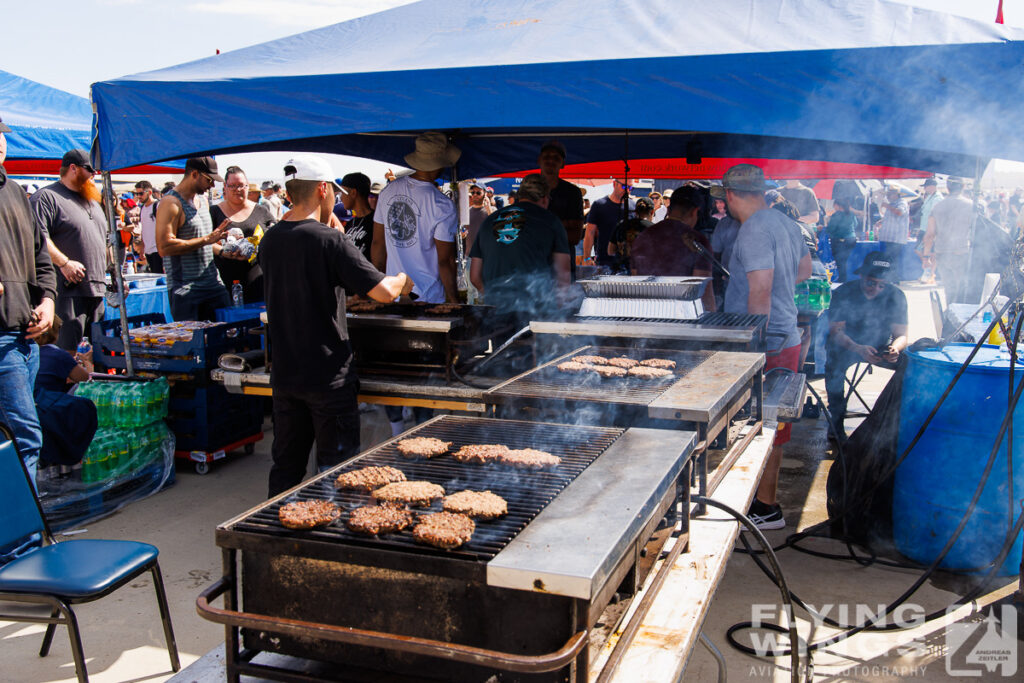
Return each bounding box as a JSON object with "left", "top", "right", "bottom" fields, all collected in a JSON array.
[{"left": 30, "top": 149, "right": 109, "bottom": 351}]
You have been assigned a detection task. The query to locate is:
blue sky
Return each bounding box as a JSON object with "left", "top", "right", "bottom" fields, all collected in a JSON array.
[{"left": 3, "top": 0, "right": 1021, "bottom": 182}]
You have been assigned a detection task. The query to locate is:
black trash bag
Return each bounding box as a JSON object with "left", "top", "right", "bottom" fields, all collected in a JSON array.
[{"left": 826, "top": 352, "right": 914, "bottom": 543}]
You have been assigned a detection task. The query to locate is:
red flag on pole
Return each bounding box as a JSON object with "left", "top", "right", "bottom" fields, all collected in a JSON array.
[{"left": 996, "top": 0, "right": 1005, "bottom": 24}]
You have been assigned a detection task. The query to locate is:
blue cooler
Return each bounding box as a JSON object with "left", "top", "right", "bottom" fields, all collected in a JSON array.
[{"left": 893, "top": 343, "right": 1024, "bottom": 575}]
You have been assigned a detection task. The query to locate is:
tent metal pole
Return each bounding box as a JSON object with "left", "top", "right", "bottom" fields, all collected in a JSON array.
[
  {"left": 451, "top": 159, "right": 466, "bottom": 302},
  {"left": 100, "top": 170, "right": 134, "bottom": 376}
]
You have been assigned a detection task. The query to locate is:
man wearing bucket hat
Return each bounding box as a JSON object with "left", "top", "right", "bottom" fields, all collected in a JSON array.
[
  {"left": 713, "top": 163, "right": 811, "bottom": 530},
  {"left": 825, "top": 251, "right": 908, "bottom": 439},
  {"left": 372, "top": 132, "right": 461, "bottom": 304}
]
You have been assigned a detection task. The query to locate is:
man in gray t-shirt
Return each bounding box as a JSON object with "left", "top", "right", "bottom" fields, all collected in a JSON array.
[
  {"left": 923, "top": 177, "right": 974, "bottom": 303},
  {"left": 30, "top": 149, "right": 109, "bottom": 350},
  {"left": 713, "top": 164, "right": 811, "bottom": 532}
]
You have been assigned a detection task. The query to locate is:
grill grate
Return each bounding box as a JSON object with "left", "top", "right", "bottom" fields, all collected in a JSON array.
[
  {"left": 488, "top": 346, "right": 714, "bottom": 405},
  {"left": 573, "top": 311, "right": 762, "bottom": 327},
  {"left": 229, "top": 416, "right": 623, "bottom": 562}
]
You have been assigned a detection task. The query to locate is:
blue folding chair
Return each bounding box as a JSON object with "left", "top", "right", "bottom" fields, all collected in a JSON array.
[{"left": 0, "top": 427, "right": 179, "bottom": 682}]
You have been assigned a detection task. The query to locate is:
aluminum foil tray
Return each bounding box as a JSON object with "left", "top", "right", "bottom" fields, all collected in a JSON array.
[
  {"left": 576, "top": 276, "right": 710, "bottom": 301},
  {"left": 577, "top": 297, "right": 703, "bottom": 320}
]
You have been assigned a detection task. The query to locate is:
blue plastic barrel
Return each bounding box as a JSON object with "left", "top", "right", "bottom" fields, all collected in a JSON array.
[{"left": 893, "top": 344, "right": 1024, "bottom": 575}]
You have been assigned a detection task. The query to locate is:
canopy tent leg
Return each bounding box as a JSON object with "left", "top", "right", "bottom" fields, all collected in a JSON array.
[{"left": 100, "top": 170, "right": 134, "bottom": 376}]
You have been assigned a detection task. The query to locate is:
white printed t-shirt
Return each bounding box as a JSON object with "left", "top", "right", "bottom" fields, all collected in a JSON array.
[{"left": 376, "top": 175, "right": 457, "bottom": 303}]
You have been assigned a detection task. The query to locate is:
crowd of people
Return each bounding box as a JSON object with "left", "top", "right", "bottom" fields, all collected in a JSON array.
[{"left": 1, "top": 116, "right": 1016, "bottom": 531}]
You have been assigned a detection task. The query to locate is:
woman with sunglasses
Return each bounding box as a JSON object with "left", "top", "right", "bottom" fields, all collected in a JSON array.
[{"left": 211, "top": 165, "right": 276, "bottom": 302}]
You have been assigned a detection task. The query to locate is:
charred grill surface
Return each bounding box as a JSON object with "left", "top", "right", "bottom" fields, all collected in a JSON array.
[{"left": 226, "top": 416, "right": 623, "bottom": 563}]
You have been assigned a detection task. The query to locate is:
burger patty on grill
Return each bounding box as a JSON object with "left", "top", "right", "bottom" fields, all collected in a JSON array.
[
  {"left": 412, "top": 511, "right": 476, "bottom": 549},
  {"left": 557, "top": 361, "right": 593, "bottom": 374},
  {"left": 346, "top": 505, "right": 415, "bottom": 535},
  {"left": 592, "top": 364, "right": 628, "bottom": 378},
  {"left": 572, "top": 355, "right": 609, "bottom": 365},
  {"left": 425, "top": 303, "right": 461, "bottom": 314},
  {"left": 499, "top": 448, "right": 561, "bottom": 470},
  {"left": 452, "top": 443, "right": 509, "bottom": 464},
  {"left": 605, "top": 356, "right": 640, "bottom": 369},
  {"left": 335, "top": 465, "right": 407, "bottom": 490},
  {"left": 278, "top": 500, "right": 341, "bottom": 530},
  {"left": 628, "top": 365, "right": 674, "bottom": 379},
  {"left": 639, "top": 358, "right": 676, "bottom": 369},
  {"left": 372, "top": 481, "right": 446, "bottom": 506},
  {"left": 442, "top": 490, "right": 508, "bottom": 519},
  {"left": 396, "top": 437, "right": 453, "bottom": 459}
]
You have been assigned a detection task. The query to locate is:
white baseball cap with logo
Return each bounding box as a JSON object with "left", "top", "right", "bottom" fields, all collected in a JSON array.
[{"left": 283, "top": 155, "right": 342, "bottom": 191}]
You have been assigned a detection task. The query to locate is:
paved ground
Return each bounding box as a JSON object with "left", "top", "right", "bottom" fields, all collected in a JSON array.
[{"left": 3, "top": 281, "right": 1021, "bottom": 682}]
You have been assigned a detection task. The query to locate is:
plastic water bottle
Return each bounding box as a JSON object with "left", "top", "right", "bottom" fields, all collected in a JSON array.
[{"left": 231, "top": 280, "right": 244, "bottom": 308}]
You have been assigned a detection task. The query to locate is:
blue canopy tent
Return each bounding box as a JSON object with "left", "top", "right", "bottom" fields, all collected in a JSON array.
[
  {"left": 90, "top": 0, "right": 1024, "bottom": 177},
  {"left": 1, "top": 69, "right": 181, "bottom": 174}
]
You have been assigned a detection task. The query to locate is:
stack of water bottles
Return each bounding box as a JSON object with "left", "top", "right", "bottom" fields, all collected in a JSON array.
[
  {"left": 76, "top": 378, "right": 173, "bottom": 484},
  {"left": 794, "top": 278, "right": 832, "bottom": 312}
]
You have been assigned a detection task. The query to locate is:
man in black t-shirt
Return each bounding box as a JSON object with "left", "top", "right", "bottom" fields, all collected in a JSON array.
[
  {"left": 338, "top": 172, "right": 374, "bottom": 261},
  {"left": 537, "top": 140, "right": 584, "bottom": 276},
  {"left": 260, "top": 156, "right": 413, "bottom": 497},
  {"left": 584, "top": 179, "right": 635, "bottom": 267},
  {"left": 469, "top": 174, "right": 571, "bottom": 322},
  {"left": 825, "top": 251, "right": 909, "bottom": 438}
]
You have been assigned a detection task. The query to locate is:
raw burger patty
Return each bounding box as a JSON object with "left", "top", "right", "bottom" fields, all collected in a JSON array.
[
  {"left": 442, "top": 490, "right": 508, "bottom": 519},
  {"left": 396, "top": 437, "right": 452, "bottom": 459},
  {"left": 605, "top": 357, "right": 639, "bottom": 369},
  {"left": 592, "top": 365, "right": 628, "bottom": 378},
  {"left": 572, "top": 355, "right": 608, "bottom": 365},
  {"left": 640, "top": 358, "right": 676, "bottom": 369},
  {"left": 628, "top": 366, "right": 674, "bottom": 379},
  {"left": 347, "top": 505, "right": 415, "bottom": 535},
  {"left": 372, "top": 481, "right": 446, "bottom": 506},
  {"left": 557, "top": 361, "right": 593, "bottom": 374},
  {"left": 335, "top": 465, "right": 406, "bottom": 490},
  {"left": 452, "top": 443, "right": 509, "bottom": 464},
  {"left": 413, "top": 512, "right": 476, "bottom": 549},
  {"left": 279, "top": 500, "right": 341, "bottom": 530},
  {"left": 500, "top": 448, "right": 561, "bottom": 470}
]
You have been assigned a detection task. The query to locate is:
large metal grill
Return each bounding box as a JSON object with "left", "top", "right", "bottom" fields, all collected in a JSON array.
[
  {"left": 487, "top": 346, "right": 714, "bottom": 406},
  {"left": 228, "top": 416, "right": 623, "bottom": 563}
]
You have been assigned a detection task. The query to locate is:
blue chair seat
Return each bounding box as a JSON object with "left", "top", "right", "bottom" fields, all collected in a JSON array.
[{"left": 0, "top": 540, "right": 158, "bottom": 599}]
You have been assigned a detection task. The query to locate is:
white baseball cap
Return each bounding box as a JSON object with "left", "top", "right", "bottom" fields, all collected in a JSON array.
[{"left": 283, "top": 155, "right": 342, "bottom": 191}]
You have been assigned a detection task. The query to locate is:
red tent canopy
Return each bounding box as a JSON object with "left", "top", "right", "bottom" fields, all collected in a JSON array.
[
  {"left": 4, "top": 159, "right": 181, "bottom": 175},
  {"left": 496, "top": 157, "right": 932, "bottom": 181}
]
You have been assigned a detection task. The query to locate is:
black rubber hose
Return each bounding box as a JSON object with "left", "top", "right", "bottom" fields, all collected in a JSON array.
[{"left": 695, "top": 495, "right": 805, "bottom": 683}]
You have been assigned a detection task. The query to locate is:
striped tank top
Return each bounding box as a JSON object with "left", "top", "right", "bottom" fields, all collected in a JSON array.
[{"left": 163, "top": 188, "right": 223, "bottom": 292}]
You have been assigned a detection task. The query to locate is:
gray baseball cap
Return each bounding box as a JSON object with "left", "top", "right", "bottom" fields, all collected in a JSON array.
[{"left": 710, "top": 164, "right": 769, "bottom": 198}]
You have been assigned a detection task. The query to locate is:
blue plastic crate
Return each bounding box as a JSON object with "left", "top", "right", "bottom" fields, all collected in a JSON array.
[{"left": 92, "top": 314, "right": 260, "bottom": 373}]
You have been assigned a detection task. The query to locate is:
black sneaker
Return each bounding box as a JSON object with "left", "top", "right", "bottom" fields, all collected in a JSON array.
[{"left": 746, "top": 500, "right": 786, "bottom": 531}]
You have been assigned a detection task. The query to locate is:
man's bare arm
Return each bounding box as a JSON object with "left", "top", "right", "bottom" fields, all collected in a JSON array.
[
  {"left": 552, "top": 253, "right": 571, "bottom": 288},
  {"left": 156, "top": 200, "right": 227, "bottom": 257},
  {"left": 367, "top": 273, "right": 413, "bottom": 302},
  {"left": 582, "top": 223, "right": 597, "bottom": 262},
  {"left": 796, "top": 253, "right": 812, "bottom": 283},
  {"left": 435, "top": 239, "right": 458, "bottom": 303},
  {"left": 746, "top": 268, "right": 773, "bottom": 319},
  {"left": 470, "top": 257, "right": 485, "bottom": 293},
  {"left": 371, "top": 221, "right": 386, "bottom": 271},
  {"left": 46, "top": 238, "right": 85, "bottom": 283}
]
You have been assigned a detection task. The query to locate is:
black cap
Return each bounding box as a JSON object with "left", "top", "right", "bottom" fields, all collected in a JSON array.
[
  {"left": 854, "top": 250, "right": 893, "bottom": 278},
  {"left": 340, "top": 172, "right": 371, "bottom": 198},
  {"left": 669, "top": 185, "right": 705, "bottom": 211},
  {"left": 184, "top": 156, "right": 224, "bottom": 182},
  {"left": 540, "top": 139, "right": 567, "bottom": 159},
  {"left": 635, "top": 196, "right": 654, "bottom": 212},
  {"left": 0, "top": 114, "right": 10, "bottom": 133},
  {"left": 260, "top": 180, "right": 274, "bottom": 191},
  {"left": 62, "top": 149, "right": 95, "bottom": 173}
]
